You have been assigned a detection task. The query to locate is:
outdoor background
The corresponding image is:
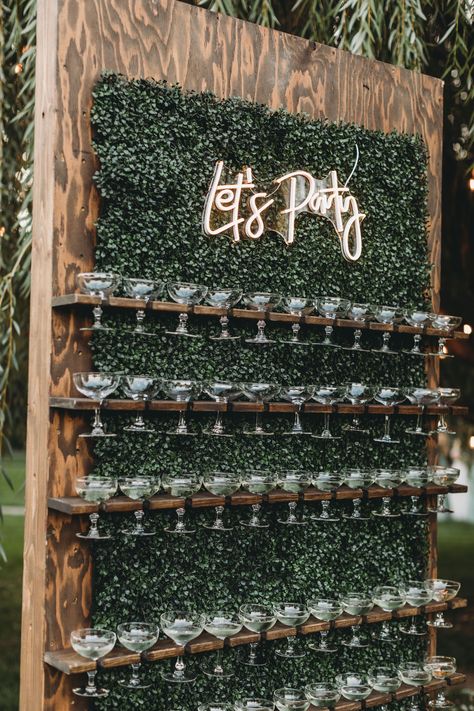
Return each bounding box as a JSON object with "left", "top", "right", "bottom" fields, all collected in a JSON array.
[{"left": 0, "top": 1, "right": 473, "bottom": 710}]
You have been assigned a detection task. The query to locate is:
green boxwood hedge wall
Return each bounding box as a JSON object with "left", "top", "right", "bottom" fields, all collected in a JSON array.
[{"left": 88, "top": 74, "right": 433, "bottom": 710}]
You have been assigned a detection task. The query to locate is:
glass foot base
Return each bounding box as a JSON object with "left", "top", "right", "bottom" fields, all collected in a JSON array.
[
  {"left": 282, "top": 431, "right": 312, "bottom": 436},
  {"left": 342, "top": 514, "right": 371, "bottom": 521},
  {"left": 280, "top": 340, "right": 312, "bottom": 347},
  {"left": 165, "top": 331, "right": 202, "bottom": 338},
  {"left": 403, "top": 511, "right": 429, "bottom": 517},
  {"left": 118, "top": 679, "right": 152, "bottom": 689},
  {"left": 429, "top": 702, "right": 453, "bottom": 709},
  {"left": 80, "top": 326, "right": 114, "bottom": 333},
  {"left": 341, "top": 639, "right": 370, "bottom": 648},
  {"left": 167, "top": 430, "right": 198, "bottom": 437},
  {"left": 311, "top": 515, "right": 340, "bottom": 523},
  {"left": 312, "top": 434, "right": 341, "bottom": 440},
  {"left": 308, "top": 643, "right": 337, "bottom": 653},
  {"left": 400, "top": 627, "right": 427, "bottom": 636},
  {"left": 202, "top": 666, "right": 235, "bottom": 678},
  {"left": 240, "top": 519, "right": 269, "bottom": 529},
  {"left": 209, "top": 334, "right": 241, "bottom": 342},
  {"left": 372, "top": 348, "right": 398, "bottom": 355},
  {"left": 277, "top": 518, "right": 307, "bottom": 526},
  {"left": 428, "top": 507, "right": 454, "bottom": 514},
  {"left": 427, "top": 353, "right": 454, "bottom": 359},
  {"left": 275, "top": 648, "right": 306, "bottom": 659},
  {"left": 161, "top": 670, "right": 197, "bottom": 683},
  {"left": 125, "top": 330, "right": 158, "bottom": 338},
  {"left": 432, "top": 429, "right": 456, "bottom": 436},
  {"left": 372, "top": 511, "right": 400, "bottom": 518},
  {"left": 313, "top": 342, "right": 340, "bottom": 349},
  {"left": 78, "top": 432, "right": 117, "bottom": 439},
  {"left": 243, "top": 430, "right": 274, "bottom": 437},
  {"left": 123, "top": 426, "right": 155, "bottom": 434},
  {"left": 405, "top": 429, "right": 431, "bottom": 437},
  {"left": 343, "top": 426, "right": 370, "bottom": 434},
  {"left": 164, "top": 527, "right": 195, "bottom": 535},
  {"left": 204, "top": 431, "right": 233, "bottom": 438},
  {"left": 373, "top": 437, "right": 400, "bottom": 444},
  {"left": 244, "top": 338, "right": 276, "bottom": 345},
  {"left": 202, "top": 523, "right": 234, "bottom": 531},
  {"left": 372, "top": 634, "right": 398, "bottom": 643},
  {"left": 402, "top": 350, "right": 429, "bottom": 358},
  {"left": 240, "top": 656, "right": 267, "bottom": 667},
  {"left": 76, "top": 532, "right": 112, "bottom": 540},
  {"left": 73, "top": 687, "right": 109, "bottom": 697},
  {"left": 121, "top": 529, "right": 156, "bottom": 537},
  {"left": 427, "top": 620, "right": 453, "bottom": 629}
]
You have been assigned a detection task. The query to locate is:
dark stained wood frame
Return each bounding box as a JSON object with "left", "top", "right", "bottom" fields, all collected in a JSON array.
[{"left": 22, "top": 0, "right": 445, "bottom": 709}]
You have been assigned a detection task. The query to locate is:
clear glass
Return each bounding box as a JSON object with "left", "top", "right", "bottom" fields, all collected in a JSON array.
[
  {"left": 70, "top": 628, "right": 116, "bottom": 697},
  {"left": 433, "top": 388, "right": 461, "bottom": 435},
  {"left": 398, "top": 662, "right": 432, "bottom": 686},
  {"left": 274, "top": 687, "right": 310, "bottom": 711},
  {"left": 341, "top": 592, "right": 374, "bottom": 648},
  {"left": 403, "top": 387, "right": 440, "bottom": 437},
  {"left": 75, "top": 476, "right": 117, "bottom": 540},
  {"left": 424, "top": 656, "right": 456, "bottom": 708},
  {"left": 243, "top": 292, "right": 282, "bottom": 344},
  {"left": 238, "top": 603, "right": 277, "bottom": 666},
  {"left": 428, "top": 314, "right": 462, "bottom": 359},
  {"left": 342, "top": 303, "right": 373, "bottom": 352},
  {"left": 77, "top": 271, "right": 120, "bottom": 332},
  {"left": 123, "top": 277, "right": 163, "bottom": 336},
  {"left": 402, "top": 467, "right": 430, "bottom": 517},
  {"left": 235, "top": 699, "right": 274, "bottom": 711},
  {"left": 371, "top": 304, "right": 402, "bottom": 354},
  {"left": 426, "top": 579, "right": 460, "bottom": 629},
  {"left": 119, "top": 475, "right": 160, "bottom": 536},
  {"left": 160, "top": 610, "right": 205, "bottom": 683},
  {"left": 305, "top": 683, "right": 341, "bottom": 709},
  {"left": 202, "top": 611, "right": 243, "bottom": 678},
  {"left": 336, "top": 673, "right": 372, "bottom": 701},
  {"left": 273, "top": 603, "right": 310, "bottom": 658},
  {"left": 277, "top": 471, "right": 311, "bottom": 525},
  {"left": 117, "top": 622, "right": 159, "bottom": 689},
  {"left": 428, "top": 466, "right": 460, "bottom": 513},
  {"left": 240, "top": 471, "right": 278, "bottom": 528},
  {"left": 399, "top": 580, "right": 433, "bottom": 636},
  {"left": 343, "top": 382, "right": 376, "bottom": 433},
  {"left": 122, "top": 375, "right": 159, "bottom": 433},
  {"left": 242, "top": 382, "right": 280, "bottom": 436},
  {"left": 166, "top": 282, "right": 208, "bottom": 337},
  {"left": 342, "top": 469, "right": 375, "bottom": 520},
  {"left": 307, "top": 598, "right": 342, "bottom": 652},
  {"left": 312, "top": 384, "right": 347, "bottom": 439},
  {"left": 161, "top": 379, "right": 201, "bottom": 436},
  {"left": 202, "top": 471, "right": 241, "bottom": 531},
  {"left": 203, "top": 380, "right": 243, "bottom": 436},
  {"left": 368, "top": 666, "right": 401, "bottom": 693},
  {"left": 372, "top": 468, "right": 402, "bottom": 518},
  {"left": 200, "top": 704, "right": 235, "bottom": 711},
  {"left": 281, "top": 385, "right": 315, "bottom": 435},
  {"left": 403, "top": 309, "right": 431, "bottom": 356},
  {"left": 281, "top": 296, "right": 315, "bottom": 346},
  {"left": 314, "top": 296, "right": 351, "bottom": 348},
  {"left": 372, "top": 585, "right": 405, "bottom": 642},
  {"left": 73, "top": 371, "right": 121, "bottom": 438},
  {"left": 206, "top": 287, "right": 243, "bottom": 341},
  {"left": 311, "top": 472, "right": 342, "bottom": 522},
  {"left": 162, "top": 472, "right": 202, "bottom": 534},
  {"left": 373, "top": 386, "right": 405, "bottom": 444}
]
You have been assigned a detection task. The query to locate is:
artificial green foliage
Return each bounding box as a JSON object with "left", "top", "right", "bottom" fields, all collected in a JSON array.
[{"left": 90, "top": 75, "right": 432, "bottom": 710}]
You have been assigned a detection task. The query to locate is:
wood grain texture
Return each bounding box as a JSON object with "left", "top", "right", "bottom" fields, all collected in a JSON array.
[{"left": 23, "top": 1, "right": 444, "bottom": 708}]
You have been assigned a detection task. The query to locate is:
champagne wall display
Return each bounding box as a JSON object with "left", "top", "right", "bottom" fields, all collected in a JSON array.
[{"left": 22, "top": 2, "right": 457, "bottom": 710}]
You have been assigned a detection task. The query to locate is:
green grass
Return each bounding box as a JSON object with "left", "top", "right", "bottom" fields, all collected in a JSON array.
[{"left": 0, "top": 451, "right": 26, "bottom": 507}]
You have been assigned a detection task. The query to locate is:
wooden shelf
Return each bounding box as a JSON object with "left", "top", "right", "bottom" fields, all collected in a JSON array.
[
  {"left": 49, "top": 397, "right": 469, "bottom": 417},
  {"left": 48, "top": 483, "right": 468, "bottom": 516},
  {"left": 51, "top": 293, "right": 469, "bottom": 340},
  {"left": 44, "top": 599, "right": 467, "bottom": 674}
]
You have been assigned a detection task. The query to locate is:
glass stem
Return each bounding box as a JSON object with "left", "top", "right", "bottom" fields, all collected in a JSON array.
[
  {"left": 175, "top": 507, "right": 186, "bottom": 532},
  {"left": 382, "top": 496, "right": 391, "bottom": 515},
  {"left": 249, "top": 642, "right": 258, "bottom": 663},
  {"left": 320, "top": 630, "right": 328, "bottom": 648},
  {"left": 288, "top": 501, "right": 298, "bottom": 523},
  {"left": 286, "top": 636, "right": 296, "bottom": 655},
  {"left": 250, "top": 503, "right": 261, "bottom": 526},
  {"left": 220, "top": 315, "right": 231, "bottom": 338},
  {"left": 412, "top": 334, "right": 421, "bottom": 352},
  {"left": 353, "top": 328, "right": 362, "bottom": 349},
  {"left": 176, "top": 410, "right": 188, "bottom": 434},
  {"left": 438, "top": 413, "right": 447, "bottom": 431},
  {"left": 86, "top": 670, "right": 97, "bottom": 693},
  {"left": 92, "top": 305, "right": 103, "bottom": 329},
  {"left": 214, "top": 647, "right": 224, "bottom": 674},
  {"left": 131, "top": 662, "right": 141, "bottom": 683},
  {"left": 324, "top": 325, "right": 333, "bottom": 344},
  {"left": 89, "top": 512, "right": 100, "bottom": 537},
  {"left": 323, "top": 412, "right": 331, "bottom": 436},
  {"left": 92, "top": 407, "right": 104, "bottom": 431},
  {"left": 291, "top": 323, "right": 301, "bottom": 342},
  {"left": 293, "top": 405, "right": 303, "bottom": 433},
  {"left": 134, "top": 509, "right": 145, "bottom": 534},
  {"left": 352, "top": 498, "right": 362, "bottom": 518},
  {"left": 384, "top": 414, "right": 391, "bottom": 438},
  {"left": 256, "top": 319, "right": 267, "bottom": 341},
  {"left": 176, "top": 312, "right": 189, "bottom": 334},
  {"left": 255, "top": 410, "right": 263, "bottom": 433},
  {"left": 321, "top": 500, "right": 330, "bottom": 519},
  {"left": 213, "top": 410, "right": 224, "bottom": 434},
  {"left": 351, "top": 624, "right": 360, "bottom": 645},
  {"left": 135, "top": 309, "right": 145, "bottom": 332},
  {"left": 175, "top": 655, "right": 186, "bottom": 674},
  {"left": 214, "top": 505, "right": 225, "bottom": 529}
]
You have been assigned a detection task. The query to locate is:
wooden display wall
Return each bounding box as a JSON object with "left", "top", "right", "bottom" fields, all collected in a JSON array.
[{"left": 21, "top": 0, "right": 449, "bottom": 709}]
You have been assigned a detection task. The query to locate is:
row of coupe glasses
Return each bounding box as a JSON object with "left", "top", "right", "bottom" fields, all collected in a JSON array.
[
  {"left": 78, "top": 273, "right": 462, "bottom": 357},
  {"left": 72, "top": 373, "right": 461, "bottom": 442},
  {"left": 70, "top": 598, "right": 459, "bottom": 699},
  {"left": 75, "top": 466, "right": 459, "bottom": 540}
]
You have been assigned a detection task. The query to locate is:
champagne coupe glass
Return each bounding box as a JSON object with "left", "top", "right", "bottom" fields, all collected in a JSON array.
[
  {"left": 273, "top": 603, "right": 310, "bottom": 658},
  {"left": 343, "top": 303, "right": 373, "bottom": 352},
  {"left": 403, "top": 387, "right": 440, "bottom": 437},
  {"left": 243, "top": 291, "right": 282, "bottom": 344},
  {"left": 117, "top": 622, "right": 159, "bottom": 689},
  {"left": 307, "top": 598, "right": 343, "bottom": 653},
  {"left": 372, "top": 468, "right": 402, "bottom": 518},
  {"left": 70, "top": 628, "right": 116, "bottom": 697},
  {"left": 398, "top": 662, "right": 432, "bottom": 711},
  {"left": 373, "top": 386, "right": 405, "bottom": 444},
  {"left": 166, "top": 282, "right": 208, "bottom": 337},
  {"left": 403, "top": 309, "right": 432, "bottom": 356},
  {"left": 277, "top": 471, "right": 311, "bottom": 525},
  {"left": 312, "top": 472, "right": 342, "bottom": 522},
  {"left": 426, "top": 579, "right": 461, "bottom": 629},
  {"left": 202, "top": 471, "right": 241, "bottom": 531},
  {"left": 281, "top": 296, "right": 315, "bottom": 346},
  {"left": 336, "top": 674, "right": 372, "bottom": 702},
  {"left": 161, "top": 379, "right": 201, "bottom": 436},
  {"left": 77, "top": 271, "right": 120, "bottom": 332},
  {"left": 434, "top": 388, "right": 461, "bottom": 435},
  {"left": 238, "top": 603, "right": 277, "bottom": 666},
  {"left": 371, "top": 305, "right": 402, "bottom": 354},
  {"left": 160, "top": 610, "right": 205, "bottom": 683},
  {"left": 372, "top": 585, "right": 406, "bottom": 642},
  {"left": 399, "top": 580, "right": 434, "bottom": 637},
  {"left": 240, "top": 471, "right": 278, "bottom": 528},
  {"left": 428, "top": 315, "right": 462, "bottom": 359},
  {"left": 274, "top": 688, "right": 310, "bottom": 711},
  {"left": 368, "top": 666, "right": 401, "bottom": 711},
  {"left": 75, "top": 475, "right": 117, "bottom": 540},
  {"left": 343, "top": 383, "right": 376, "bottom": 434},
  {"left": 202, "top": 611, "right": 243, "bottom": 678},
  {"left": 315, "top": 296, "right": 351, "bottom": 348},
  {"left": 122, "top": 375, "right": 159, "bottom": 433},
  {"left": 281, "top": 385, "right": 315, "bottom": 435},
  {"left": 312, "top": 384, "right": 347, "bottom": 439},
  {"left": 123, "top": 277, "right": 163, "bottom": 336},
  {"left": 424, "top": 656, "right": 457, "bottom": 708},
  {"left": 162, "top": 472, "right": 202, "bottom": 534},
  {"left": 73, "top": 371, "right": 121, "bottom": 438},
  {"left": 342, "top": 469, "right": 375, "bottom": 521},
  {"left": 428, "top": 466, "right": 460, "bottom": 513},
  {"left": 205, "top": 287, "right": 243, "bottom": 341},
  {"left": 403, "top": 467, "right": 430, "bottom": 517},
  {"left": 119, "top": 475, "right": 160, "bottom": 536},
  {"left": 200, "top": 704, "right": 235, "bottom": 711},
  {"left": 305, "top": 683, "right": 341, "bottom": 709},
  {"left": 242, "top": 382, "right": 280, "bottom": 436},
  {"left": 235, "top": 700, "right": 274, "bottom": 711},
  {"left": 341, "top": 592, "right": 374, "bottom": 648},
  {"left": 203, "top": 380, "right": 243, "bottom": 436}
]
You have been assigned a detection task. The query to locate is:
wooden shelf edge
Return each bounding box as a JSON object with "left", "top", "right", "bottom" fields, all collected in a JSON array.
[{"left": 43, "top": 599, "right": 466, "bottom": 674}]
